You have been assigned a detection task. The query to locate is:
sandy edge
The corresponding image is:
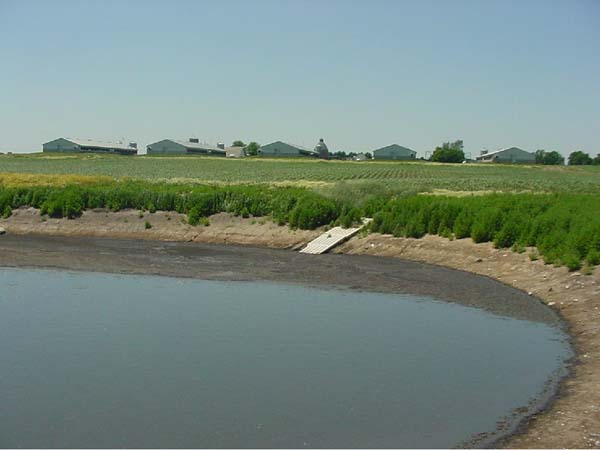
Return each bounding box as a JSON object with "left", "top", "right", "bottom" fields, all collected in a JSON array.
[{"left": 1, "top": 208, "right": 599, "bottom": 448}]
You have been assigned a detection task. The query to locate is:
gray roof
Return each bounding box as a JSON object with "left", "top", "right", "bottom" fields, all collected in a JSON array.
[
  {"left": 476, "top": 147, "right": 531, "bottom": 159},
  {"left": 263, "top": 141, "right": 317, "bottom": 154},
  {"left": 373, "top": 144, "right": 416, "bottom": 154},
  {"left": 170, "top": 139, "right": 225, "bottom": 152},
  {"left": 63, "top": 138, "right": 134, "bottom": 151}
]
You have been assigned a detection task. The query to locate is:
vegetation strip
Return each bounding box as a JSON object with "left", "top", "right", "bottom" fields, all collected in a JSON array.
[{"left": 1, "top": 177, "right": 599, "bottom": 270}]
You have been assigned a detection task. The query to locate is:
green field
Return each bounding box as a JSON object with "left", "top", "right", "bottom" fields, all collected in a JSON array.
[{"left": 1, "top": 154, "right": 600, "bottom": 194}]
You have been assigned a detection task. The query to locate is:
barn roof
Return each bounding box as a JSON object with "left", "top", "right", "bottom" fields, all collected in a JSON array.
[
  {"left": 476, "top": 147, "right": 531, "bottom": 159},
  {"left": 168, "top": 139, "right": 225, "bottom": 152},
  {"left": 373, "top": 144, "right": 416, "bottom": 154},
  {"left": 61, "top": 138, "right": 134, "bottom": 151},
  {"left": 262, "top": 141, "right": 317, "bottom": 154}
]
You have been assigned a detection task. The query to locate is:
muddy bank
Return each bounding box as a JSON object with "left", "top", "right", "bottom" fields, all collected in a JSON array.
[{"left": 0, "top": 233, "right": 558, "bottom": 325}]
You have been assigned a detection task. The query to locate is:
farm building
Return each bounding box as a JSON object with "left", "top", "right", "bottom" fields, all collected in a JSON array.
[
  {"left": 314, "top": 138, "right": 329, "bottom": 159},
  {"left": 225, "top": 146, "right": 246, "bottom": 158},
  {"left": 258, "top": 141, "right": 317, "bottom": 158},
  {"left": 372, "top": 144, "right": 417, "bottom": 160},
  {"left": 476, "top": 147, "right": 535, "bottom": 163},
  {"left": 146, "top": 139, "right": 226, "bottom": 156},
  {"left": 43, "top": 138, "right": 138, "bottom": 155}
]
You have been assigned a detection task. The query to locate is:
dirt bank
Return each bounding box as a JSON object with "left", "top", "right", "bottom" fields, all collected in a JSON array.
[
  {"left": 0, "top": 207, "right": 320, "bottom": 249},
  {"left": 1, "top": 209, "right": 599, "bottom": 448}
]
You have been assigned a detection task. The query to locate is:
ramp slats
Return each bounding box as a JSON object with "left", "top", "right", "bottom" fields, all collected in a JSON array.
[{"left": 299, "top": 218, "right": 371, "bottom": 255}]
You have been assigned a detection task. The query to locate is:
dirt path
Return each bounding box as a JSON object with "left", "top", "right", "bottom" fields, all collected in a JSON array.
[{"left": 1, "top": 209, "right": 599, "bottom": 448}]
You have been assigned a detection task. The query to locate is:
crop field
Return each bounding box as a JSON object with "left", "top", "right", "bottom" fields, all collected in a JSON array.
[{"left": 1, "top": 153, "right": 600, "bottom": 194}]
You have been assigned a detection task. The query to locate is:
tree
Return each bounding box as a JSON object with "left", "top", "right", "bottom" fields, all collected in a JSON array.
[
  {"left": 232, "top": 140, "right": 245, "bottom": 147},
  {"left": 536, "top": 149, "right": 564, "bottom": 165},
  {"left": 245, "top": 142, "right": 260, "bottom": 156},
  {"left": 431, "top": 140, "right": 465, "bottom": 163},
  {"left": 544, "top": 151, "right": 564, "bottom": 165},
  {"left": 535, "top": 149, "right": 545, "bottom": 164},
  {"left": 568, "top": 150, "right": 592, "bottom": 165},
  {"left": 593, "top": 154, "right": 600, "bottom": 165},
  {"left": 364, "top": 152, "right": 372, "bottom": 159}
]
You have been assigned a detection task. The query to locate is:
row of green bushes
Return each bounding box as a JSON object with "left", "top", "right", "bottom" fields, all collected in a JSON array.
[
  {"left": 1, "top": 180, "right": 598, "bottom": 270},
  {"left": 0, "top": 182, "right": 340, "bottom": 230},
  {"left": 369, "top": 194, "right": 600, "bottom": 271}
]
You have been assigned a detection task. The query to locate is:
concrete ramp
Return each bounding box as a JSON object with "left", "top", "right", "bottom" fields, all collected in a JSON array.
[{"left": 300, "top": 219, "right": 371, "bottom": 255}]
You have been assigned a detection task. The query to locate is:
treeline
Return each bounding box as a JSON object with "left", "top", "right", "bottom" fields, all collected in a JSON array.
[
  {"left": 1, "top": 181, "right": 599, "bottom": 270},
  {"left": 535, "top": 150, "right": 600, "bottom": 165}
]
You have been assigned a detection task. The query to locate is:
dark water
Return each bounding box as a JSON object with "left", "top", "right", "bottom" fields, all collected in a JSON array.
[{"left": 0, "top": 268, "right": 570, "bottom": 448}]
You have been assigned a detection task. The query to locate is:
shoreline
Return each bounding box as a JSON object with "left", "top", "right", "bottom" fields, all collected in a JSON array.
[{"left": 1, "top": 209, "right": 599, "bottom": 448}]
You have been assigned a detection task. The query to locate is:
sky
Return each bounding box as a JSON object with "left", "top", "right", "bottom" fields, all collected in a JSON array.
[{"left": 0, "top": 0, "right": 599, "bottom": 157}]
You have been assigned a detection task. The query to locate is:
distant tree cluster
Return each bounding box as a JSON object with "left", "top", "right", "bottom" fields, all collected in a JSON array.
[
  {"left": 245, "top": 142, "right": 260, "bottom": 156},
  {"left": 536, "top": 149, "right": 600, "bottom": 166},
  {"left": 568, "top": 150, "right": 597, "bottom": 166},
  {"left": 535, "top": 150, "right": 564, "bottom": 165},
  {"left": 330, "top": 151, "right": 357, "bottom": 159},
  {"left": 329, "top": 151, "right": 373, "bottom": 160},
  {"left": 431, "top": 140, "right": 464, "bottom": 163}
]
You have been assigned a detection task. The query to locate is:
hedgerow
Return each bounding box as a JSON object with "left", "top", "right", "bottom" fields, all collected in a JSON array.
[
  {"left": 0, "top": 179, "right": 598, "bottom": 270},
  {"left": 0, "top": 181, "right": 343, "bottom": 231},
  {"left": 369, "top": 193, "right": 600, "bottom": 270}
]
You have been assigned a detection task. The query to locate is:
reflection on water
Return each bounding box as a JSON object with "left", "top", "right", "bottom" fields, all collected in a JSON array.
[{"left": 0, "top": 268, "right": 570, "bottom": 448}]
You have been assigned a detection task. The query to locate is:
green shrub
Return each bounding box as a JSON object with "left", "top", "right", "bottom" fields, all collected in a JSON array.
[
  {"left": 494, "top": 220, "right": 520, "bottom": 248},
  {"left": 40, "top": 188, "right": 83, "bottom": 219},
  {"left": 453, "top": 209, "right": 473, "bottom": 239},
  {"left": 187, "top": 207, "right": 203, "bottom": 226},
  {"left": 561, "top": 253, "right": 582, "bottom": 271},
  {"left": 2, "top": 205, "right": 11, "bottom": 218},
  {"left": 587, "top": 249, "right": 600, "bottom": 266},
  {"left": 471, "top": 207, "right": 503, "bottom": 243},
  {"left": 288, "top": 196, "right": 338, "bottom": 230},
  {"left": 144, "top": 220, "right": 152, "bottom": 229}
]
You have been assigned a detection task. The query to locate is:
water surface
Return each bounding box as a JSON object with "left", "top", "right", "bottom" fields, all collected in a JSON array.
[{"left": 0, "top": 268, "right": 570, "bottom": 448}]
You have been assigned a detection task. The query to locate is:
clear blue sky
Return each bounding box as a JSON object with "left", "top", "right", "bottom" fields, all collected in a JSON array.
[{"left": 1, "top": 0, "right": 599, "bottom": 156}]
